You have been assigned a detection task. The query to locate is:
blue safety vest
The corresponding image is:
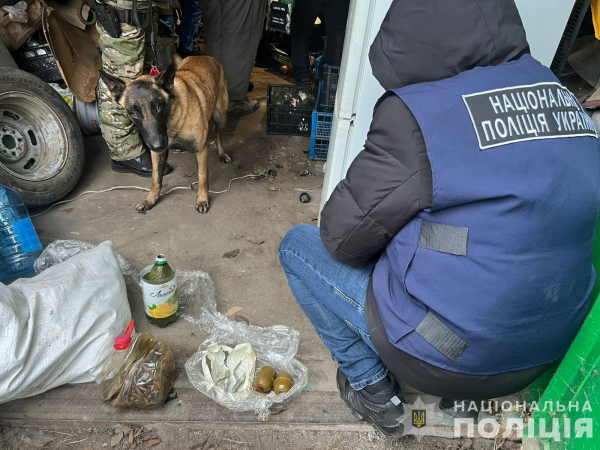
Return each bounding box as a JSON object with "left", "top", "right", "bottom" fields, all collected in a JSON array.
[{"left": 373, "top": 55, "right": 600, "bottom": 375}]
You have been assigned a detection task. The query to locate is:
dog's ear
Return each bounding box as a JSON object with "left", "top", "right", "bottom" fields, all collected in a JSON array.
[
  {"left": 99, "top": 70, "right": 126, "bottom": 102},
  {"left": 156, "top": 64, "right": 177, "bottom": 93}
]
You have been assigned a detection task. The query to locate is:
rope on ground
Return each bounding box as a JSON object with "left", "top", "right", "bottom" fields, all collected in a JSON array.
[{"left": 30, "top": 174, "right": 263, "bottom": 218}]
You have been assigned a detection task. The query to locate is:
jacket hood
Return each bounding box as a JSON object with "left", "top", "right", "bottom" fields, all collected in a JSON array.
[{"left": 369, "top": 0, "right": 530, "bottom": 90}]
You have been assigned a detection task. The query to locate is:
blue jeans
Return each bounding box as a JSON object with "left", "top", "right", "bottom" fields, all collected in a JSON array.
[
  {"left": 179, "top": 0, "right": 202, "bottom": 53},
  {"left": 278, "top": 224, "right": 388, "bottom": 390}
]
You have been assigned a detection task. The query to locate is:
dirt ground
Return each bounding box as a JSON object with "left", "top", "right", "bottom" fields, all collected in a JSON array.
[
  {"left": 0, "top": 422, "right": 523, "bottom": 450},
  {"left": 0, "top": 69, "right": 519, "bottom": 449}
]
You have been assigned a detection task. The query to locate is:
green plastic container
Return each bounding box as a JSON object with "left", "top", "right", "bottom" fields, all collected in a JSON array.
[{"left": 522, "top": 221, "right": 600, "bottom": 449}]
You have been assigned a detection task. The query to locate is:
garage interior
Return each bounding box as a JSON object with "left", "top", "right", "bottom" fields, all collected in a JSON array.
[
  {"left": 2, "top": 0, "right": 600, "bottom": 449},
  {"left": 0, "top": 67, "right": 526, "bottom": 450}
]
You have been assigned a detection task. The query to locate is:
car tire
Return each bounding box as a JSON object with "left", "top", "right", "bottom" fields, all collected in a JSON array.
[{"left": 0, "top": 68, "right": 85, "bottom": 206}]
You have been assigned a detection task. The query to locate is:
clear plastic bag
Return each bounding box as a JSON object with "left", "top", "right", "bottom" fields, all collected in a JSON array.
[
  {"left": 34, "top": 239, "right": 140, "bottom": 287},
  {"left": 175, "top": 269, "right": 217, "bottom": 325},
  {"left": 34, "top": 240, "right": 216, "bottom": 324},
  {"left": 185, "top": 313, "right": 309, "bottom": 421},
  {"left": 34, "top": 240, "right": 308, "bottom": 418},
  {"left": 97, "top": 332, "right": 176, "bottom": 408}
]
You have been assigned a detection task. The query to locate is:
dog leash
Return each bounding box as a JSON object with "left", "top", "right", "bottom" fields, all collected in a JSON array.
[
  {"left": 149, "top": 5, "right": 160, "bottom": 75},
  {"left": 130, "top": 0, "right": 160, "bottom": 75},
  {"left": 149, "top": 24, "right": 160, "bottom": 76}
]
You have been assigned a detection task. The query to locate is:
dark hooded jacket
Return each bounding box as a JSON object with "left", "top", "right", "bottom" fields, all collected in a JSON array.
[
  {"left": 319, "top": 0, "right": 557, "bottom": 391},
  {"left": 320, "top": 0, "right": 530, "bottom": 265}
]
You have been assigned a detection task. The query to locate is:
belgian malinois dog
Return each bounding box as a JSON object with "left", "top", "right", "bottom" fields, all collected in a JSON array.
[{"left": 99, "top": 55, "right": 231, "bottom": 213}]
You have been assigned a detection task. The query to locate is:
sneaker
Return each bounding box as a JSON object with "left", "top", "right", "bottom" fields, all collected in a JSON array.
[
  {"left": 111, "top": 151, "right": 173, "bottom": 178},
  {"left": 439, "top": 398, "right": 480, "bottom": 420},
  {"left": 336, "top": 368, "right": 406, "bottom": 439},
  {"left": 227, "top": 97, "right": 259, "bottom": 117}
]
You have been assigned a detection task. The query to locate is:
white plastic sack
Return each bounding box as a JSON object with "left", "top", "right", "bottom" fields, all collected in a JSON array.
[{"left": 0, "top": 241, "right": 132, "bottom": 404}]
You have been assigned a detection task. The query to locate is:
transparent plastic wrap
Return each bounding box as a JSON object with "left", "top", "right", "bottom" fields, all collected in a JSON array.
[
  {"left": 185, "top": 313, "right": 309, "bottom": 421},
  {"left": 174, "top": 269, "right": 217, "bottom": 324},
  {"left": 34, "top": 240, "right": 217, "bottom": 324},
  {"left": 97, "top": 332, "right": 176, "bottom": 408},
  {"left": 35, "top": 239, "right": 140, "bottom": 287}
]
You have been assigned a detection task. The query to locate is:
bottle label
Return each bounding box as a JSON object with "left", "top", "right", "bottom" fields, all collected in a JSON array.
[{"left": 142, "top": 275, "right": 178, "bottom": 319}]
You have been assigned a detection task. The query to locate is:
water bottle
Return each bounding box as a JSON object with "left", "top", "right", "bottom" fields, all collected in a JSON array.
[{"left": 0, "top": 185, "right": 43, "bottom": 282}]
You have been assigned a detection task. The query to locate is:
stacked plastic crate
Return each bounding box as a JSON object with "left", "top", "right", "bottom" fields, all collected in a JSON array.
[
  {"left": 310, "top": 64, "right": 339, "bottom": 160},
  {"left": 266, "top": 84, "right": 314, "bottom": 137}
]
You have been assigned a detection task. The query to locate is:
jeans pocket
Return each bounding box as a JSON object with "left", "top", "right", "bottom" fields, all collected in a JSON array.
[{"left": 345, "top": 320, "right": 372, "bottom": 342}]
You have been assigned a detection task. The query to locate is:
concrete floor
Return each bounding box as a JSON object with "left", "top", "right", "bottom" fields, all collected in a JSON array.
[{"left": 0, "top": 69, "right": 519, "bottom": 449}]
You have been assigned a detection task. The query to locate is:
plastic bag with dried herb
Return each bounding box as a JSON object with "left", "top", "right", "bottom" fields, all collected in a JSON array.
[{"left": 97, "top": 331, "right": 176, "bottom": 408}]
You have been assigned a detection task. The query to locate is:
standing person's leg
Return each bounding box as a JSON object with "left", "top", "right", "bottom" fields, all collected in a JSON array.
[
  {"left": 202, "top": 0, "right": 223, "bottom": 62},
  {"left": 97, "top": 19, "right": 173, "bottom": 176},
  {"left": 278, "top": 224, "right": 405, "bottom": 438},
  {"left": 243, "top": 0, "right": 266, "bottom": 96},
  {"left": 291, "top": 0, "right": 321, "bottom": 83},
  {"left": 97, "top": 23, "right": 146, "bottom": 162},
  {"left": 178, "top": 0, "right": 203, "bottom": 55},
  {"left": 217, "top": 0, "right": 266, "bottom": 116},
  {"left": 322, "top": 0, "right": 350, "bottom": 67}
]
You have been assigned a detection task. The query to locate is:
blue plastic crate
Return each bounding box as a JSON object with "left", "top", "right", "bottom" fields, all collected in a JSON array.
[
  {"left": 310, "top": 135, "right": 330, "bottom": 160},
  {"left": 309, "top": 82, "right": 333, "bottom": 160},
  {"left": 311, "top": 110, "right": 333, "bottom": 137}
]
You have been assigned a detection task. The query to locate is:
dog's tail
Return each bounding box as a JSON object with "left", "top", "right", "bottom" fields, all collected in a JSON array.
[{"left": 171, "top": 53, "right": 183, "bottom": 69}]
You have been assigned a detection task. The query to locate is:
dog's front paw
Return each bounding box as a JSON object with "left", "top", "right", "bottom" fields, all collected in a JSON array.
[
  {"left": 137, "top": 200, "right": 156, "bottom": 212},
  {"left": 195, "top": 200, "right": 210, "bottom": 214},
  {"left": 220, "top": 153, "right": 232, "bottom": 164}
]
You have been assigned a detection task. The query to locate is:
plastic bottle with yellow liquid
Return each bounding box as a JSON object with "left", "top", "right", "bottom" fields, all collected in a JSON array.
[{"left": 141, "top": 254, "right": 178, "bottom": 327}]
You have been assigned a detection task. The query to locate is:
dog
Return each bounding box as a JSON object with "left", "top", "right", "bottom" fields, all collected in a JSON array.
[{"left": 99, "top": 55, "right": 232, "bottom": 213}]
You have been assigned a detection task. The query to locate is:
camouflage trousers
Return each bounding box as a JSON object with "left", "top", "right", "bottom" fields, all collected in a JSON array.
[{"left": 97, "top": 15, "right": 163, "bottom": 161}]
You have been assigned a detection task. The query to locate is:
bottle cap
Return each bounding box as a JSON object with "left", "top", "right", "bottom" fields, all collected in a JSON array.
[
  {"left": 155, "top": 254, "right": 167, "bottom": 265},
  {"left": 114, "top": 319, "right": 135, "bottom": 350}
]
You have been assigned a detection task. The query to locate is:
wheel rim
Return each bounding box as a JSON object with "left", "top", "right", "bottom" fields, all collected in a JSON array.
[{"left": 0, "top": 91, "right": 68, "bottom": 182}]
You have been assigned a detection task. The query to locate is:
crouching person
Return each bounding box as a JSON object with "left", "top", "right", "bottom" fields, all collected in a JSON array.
[{"left": 279, "top": 0, "right": 600, "bottom": 439}]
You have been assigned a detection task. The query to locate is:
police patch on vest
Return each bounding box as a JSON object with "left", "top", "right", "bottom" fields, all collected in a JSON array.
[{"left": 462, "top": 82, "right": 598, "bottom": 150}]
